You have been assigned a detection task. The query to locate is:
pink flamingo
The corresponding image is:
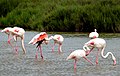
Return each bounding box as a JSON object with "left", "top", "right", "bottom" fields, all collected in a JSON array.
[
  {"left": 83, "top": 38, "right": 116, "bottom": 65},
  {"left": 28, "top": 32, "right": 49, "bottom": 60},
  {"left": 1, "top": 27, "right": 13, "bottom": 44},
  {"left": 49, "top": 35, "right": 64, "bottom": 53},
  {"left": 89, "top": 29, "right": 99, "bottom": 39},
  {"left": 1, "top": 27, "right": 26, "bottom": 54},
  {"left": 66, "top": 49, "right": 93, "bottom": 72}
]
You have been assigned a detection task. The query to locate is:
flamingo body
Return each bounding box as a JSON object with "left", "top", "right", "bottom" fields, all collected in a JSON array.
[
  {"left": 66, "top": 50, "right": 86, "bottom": 60},
  {"left": 29, "top": 32, "right": 48, "bottom": 45},
  {"left": 89, "top": 29, "right": 99, "bottom": 39}
]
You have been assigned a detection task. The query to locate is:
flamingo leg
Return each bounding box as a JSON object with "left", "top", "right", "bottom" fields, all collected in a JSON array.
[
  {"left": 58, "top": 44, "right": 62, "bottom": 54},
  {"left": 35, "top": 48, "right": 39, "bottom": 59},
  {"left": 8, "top": 35, "right": 18, "bottom": 53},
  {"left": 74, "top": 59, "right": 77, "bottom": 73},
  {"left": 96, "top": 48, "right": 100, "bottom": 65},
  {"left": 14, "top": 38, "right": 18, "bottom": 54},
  {"left": 52, "top": 42, "right": 55, "bottom": 52},
  {"left": 7, "top": 35, "right": 14, "bottom": 47},
  {"left": 83, "top": 56, "right": 93, "bottom": 65},
  {"left": 38, "top": 45, "right": 43, "bottom": 60}
]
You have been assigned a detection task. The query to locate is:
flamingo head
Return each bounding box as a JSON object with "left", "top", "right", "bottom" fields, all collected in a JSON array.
[
  {"left": 83, "top": 45, "right": 90, "bottom": 51},
  {"left": 94, "top": 29, "right": 97, "bottom": 32}
]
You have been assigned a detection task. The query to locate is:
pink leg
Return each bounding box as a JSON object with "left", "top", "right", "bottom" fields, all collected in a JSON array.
[
  {"left": 58, "top": 44, "right": 60, "bottom": 54},
  {"left": 8, "top": 35, "right": 18, "bottom": 54},
  {"left": 113, "top": 59, "right": 116, "bottom": 66},
  {"left": 38, "top": 45, "right": 43, "bottom": 60},
  {"left": 74, "top": 59, "right": 77, "bottom": 73},
  {"left": 96, "top": 48, "right": 100, "bottom": 65},
  {"left": 83, "top": 56, "right": 93, "bottom": 65},
  {"left": 14, "top": 39, "right": 18, "bottom": 54},
  {"left": 58, "top": 44, "right": 62, "bottom": 54},
  {"left": 52, "top": 42, "right": 55, "bottom": 52},
  {"left": 7, "top": 35, "right": 14, "bottom": 48},
  {"left": 35, "top": 49, "right": 38, "bottom": 59}
]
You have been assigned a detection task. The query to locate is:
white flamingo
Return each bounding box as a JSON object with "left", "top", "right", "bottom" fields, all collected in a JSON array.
[
  {"left": 66, "top": 48, "right": 93, "bottom": 72},
  {"left": 49, "top": 35, "right": 64, "bottom": 53},
  {"left": 28, "top": 32, "right": 49, "bottom": 60},
  {"left": 1, "top": 27, "right": 13, "bottom": 43},
  {"left": 89, "top": 29, "right": 99, "bottom": 39},
  {"left": 1, "top": 27, "right": 26, "bottom": 54},
  {"left": 83, "top": 38, "right": 116, "bottom": 65}
]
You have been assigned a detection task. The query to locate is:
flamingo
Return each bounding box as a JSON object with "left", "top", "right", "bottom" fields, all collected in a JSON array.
[
  {"left": 66, "top": 48, "right": 93, "bottom": 72},
  {"left": 1, "top": 27, "right": 26, "bottom": 54},
  {"left": 1, "top": 27, "right": 13, "bottom": 44},
  {"left": 28, "top": 32, "right": 49, "bottom": 60},
  {"left": 49, "top": 35, "right": 64, "bottom": 53},
  {"left": 83, "top": 38, "right": 116, "bottom": 65},
  {"left": 89, "top": 29, "right": 99, "bottom": 39}
]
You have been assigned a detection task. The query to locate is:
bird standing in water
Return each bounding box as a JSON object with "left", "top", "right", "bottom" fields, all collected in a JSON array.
[
  {"left": 83, "top": 38, "right": 116, "bottom": 65},
  {"left": 49, "top": 35, "right": 64, "bottom": 53},
  {"left": 66, "top": 48, "right": 93, "bottom": 72},
  {"left": 28, "top": 32, "right": 49, "bottom": 60},
  {"left": 1, "top": 27, "right": 26, "bottom": 54}
]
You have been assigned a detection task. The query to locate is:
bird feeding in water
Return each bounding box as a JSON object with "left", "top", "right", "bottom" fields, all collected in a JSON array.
[
  {"left": 28, "top": 32, "right": 49, "bottom": 60},
  {"left": 49, "top": 34, "right": 64, "bottom": 53},
  {"left": 83, "top": 38, "right": 116, "bottom": 65},
  {"left": 1, "top": 27, "right": 26, "bottom": 54},
  {"left": 66, "top": 48, "right": 93, "bottom": 72}
]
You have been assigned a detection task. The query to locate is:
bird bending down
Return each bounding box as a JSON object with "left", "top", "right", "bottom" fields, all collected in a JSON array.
[
  {"left": 1, "top": 27, "right": 26, "bottom": 54},
  {"left": 66, "top": 48, "right": 93, "bottom": 72},
  {"left": 1, "top": 27, "right": 13, "bottom": 44},
  {"left": 28, "top": 32, "right": 49, "bottom": 60},
  {"left": 89, "top": 29, "right": 99, "bottom": 39},
  {"left": 49, "top": 35, "right": 64, "bottom": 53},
  {"left": 83, "top": 38, "right": 116, "bottom": 65}
]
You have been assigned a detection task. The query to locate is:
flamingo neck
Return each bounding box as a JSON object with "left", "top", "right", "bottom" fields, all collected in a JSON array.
[
  {"left": 21, "top": 35, "right": 26, "bottom": 54},
  {"left": 101, "top": 45, "right": 116, "bottom": 63},
  {"left": 48, "top": 36, "right": 53, "bottom": 40}
]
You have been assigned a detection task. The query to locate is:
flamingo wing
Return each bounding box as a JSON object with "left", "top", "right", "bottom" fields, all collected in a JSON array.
[{"left": 29, "top": 32, "right": 48, "bottom": 45}]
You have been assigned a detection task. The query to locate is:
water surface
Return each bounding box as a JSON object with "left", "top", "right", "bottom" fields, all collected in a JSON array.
[{"left": 0, "top": 31, "right": 119, "bottom": 76}]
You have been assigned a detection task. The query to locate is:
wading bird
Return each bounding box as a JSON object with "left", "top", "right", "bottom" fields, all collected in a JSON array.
[
  {"left": 1, "top": 27, "right": 26, "bottom": 54},
  {"left": 49, "top": 35, "right": 64, "bottom": 53},
  {"left": 89, "top": 29, "right": 99, "bottom": 39},
  {"left": 66, "top": 48, "right": 93, "bottom": 72},
  {"left": 1, "top": 27, "right": 13, "bottom": 44},
  {"left": 83, "top": 38, "right": 116, "bottom": 65},
  {"left": 28, "top": 32, "right": 49, "bottom": 60}
]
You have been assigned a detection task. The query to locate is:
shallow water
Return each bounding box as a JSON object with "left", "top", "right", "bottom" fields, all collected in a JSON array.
[{"left": 0, "top": 31, "right": 120, "bottom": 76}]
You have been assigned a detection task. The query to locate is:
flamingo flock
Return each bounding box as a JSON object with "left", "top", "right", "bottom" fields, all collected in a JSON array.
[{"left": 1, "top": 27, "right": 117, "bottom": 72}]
